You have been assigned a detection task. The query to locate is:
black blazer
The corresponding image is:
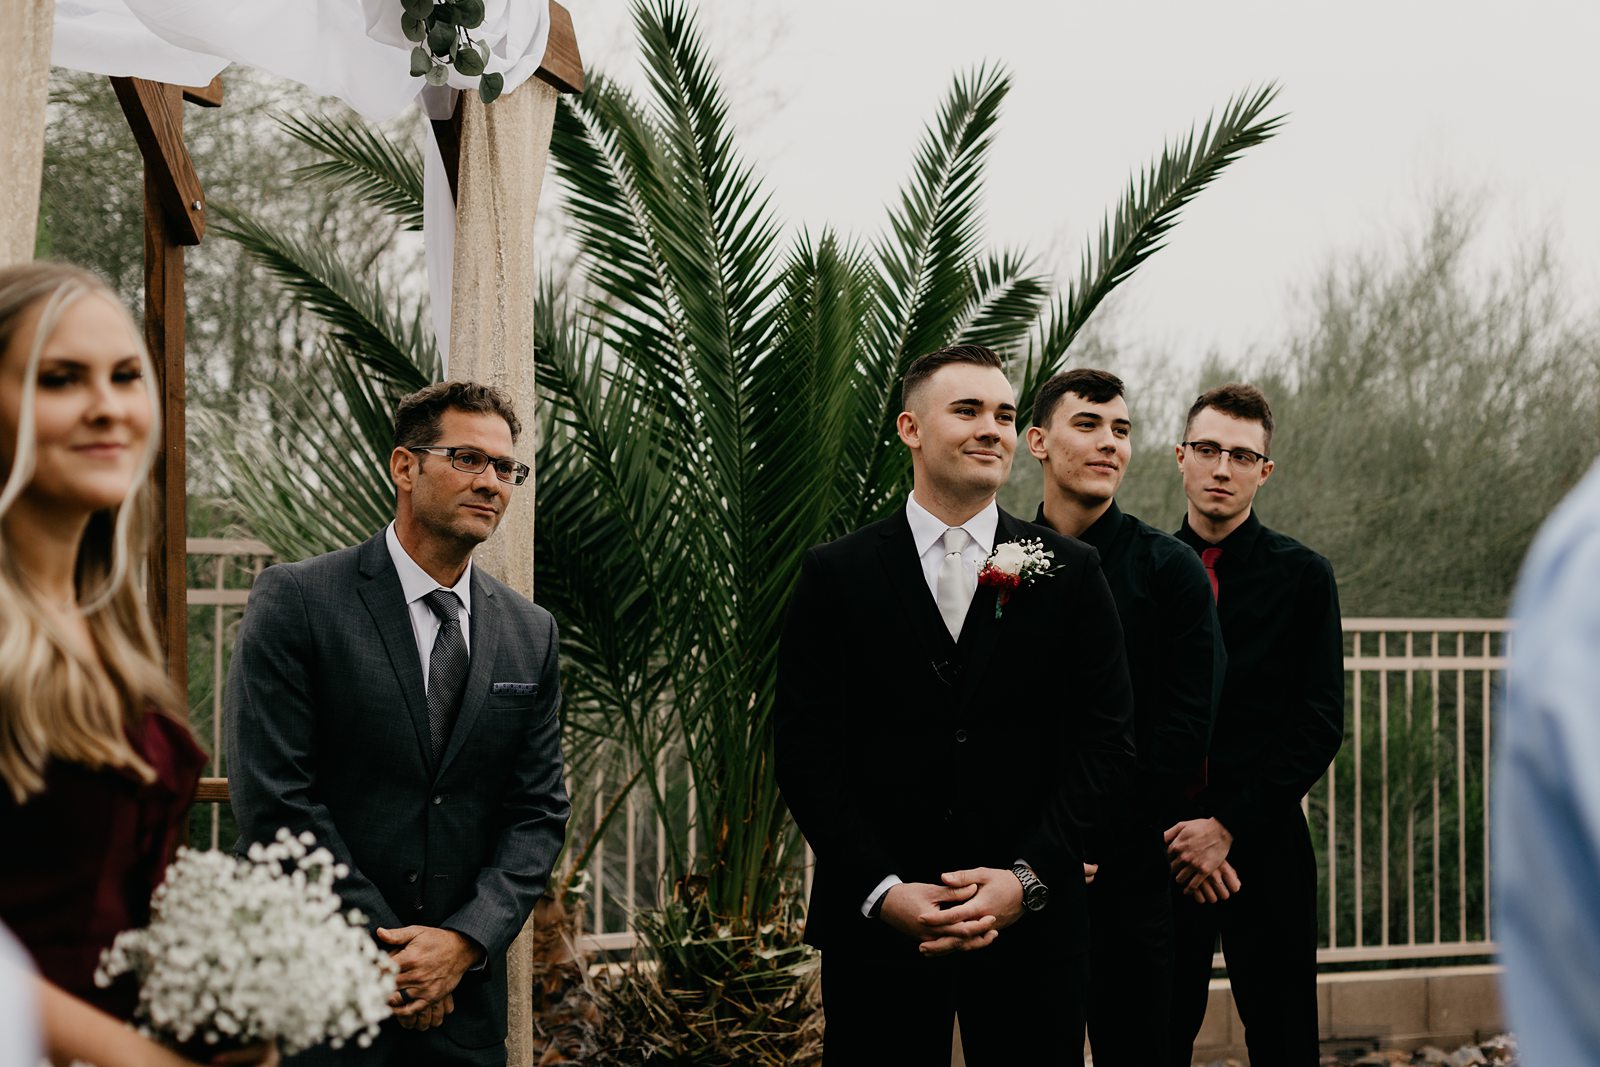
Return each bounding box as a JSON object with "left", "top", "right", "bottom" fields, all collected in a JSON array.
[
  {"left": 224, "top": 532, "right": 570, "bottom": 1056},
  {"left": 774, "top": 507, "right": 1136, "bottom": 958}
]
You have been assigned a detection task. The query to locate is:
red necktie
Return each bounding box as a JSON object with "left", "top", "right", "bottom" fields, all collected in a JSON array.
[
  {"left": 1201, "top": 546, "right": 1222, "bottom": 601},
  {"left": 1186, "top": 546, "right": 1222, "bottom": 800}
]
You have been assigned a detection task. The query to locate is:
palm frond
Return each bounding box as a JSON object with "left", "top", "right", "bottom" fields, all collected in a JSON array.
[
  {"left": 1015, "top": 83, "right": 1286, "bottom": 423},
  {"left": 276, "top": 112, "right": 425, "bottom": 231},
  {"left": 194, "top": 346, "right": 397, "bottom": 562},
  {"left": 552, "top": 77, "right": 687, "bottom": 371},
  {"left": 212, "top": 204, "right": 439, "bottom": 388},
  {"left": 851, "top": 65, "right": 1012, "bottom": 525}
]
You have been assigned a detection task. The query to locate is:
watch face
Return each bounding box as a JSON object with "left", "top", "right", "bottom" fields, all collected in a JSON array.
[{"left": 1024, "top": 885, "right": 1048, "bottom": 911}]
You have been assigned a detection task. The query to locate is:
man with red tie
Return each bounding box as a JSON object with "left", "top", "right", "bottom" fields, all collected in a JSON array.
[{"left": 1165, "top": 383, "right": 1345, "bottom": 1066}]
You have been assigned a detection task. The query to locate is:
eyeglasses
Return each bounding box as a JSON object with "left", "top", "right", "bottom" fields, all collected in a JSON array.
[
  {"left": 1181, "top": 440, "right": 1269, "bottom": 470},
  {"left": 407, "top": 446, "right": 530, "bottom": 485}
]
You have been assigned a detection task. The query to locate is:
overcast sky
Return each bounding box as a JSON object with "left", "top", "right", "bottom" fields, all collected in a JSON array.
[{"left": 558, "top": 0, "right": 1600, "bottom": 370}]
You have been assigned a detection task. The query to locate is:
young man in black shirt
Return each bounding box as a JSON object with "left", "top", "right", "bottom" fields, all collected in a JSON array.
[
  {"left": 1026, "top": 369, "right": 1224, "bottom": 1066},
  {"left": 1165, "top": 383, "right": 1344, "bottom": 1065}
]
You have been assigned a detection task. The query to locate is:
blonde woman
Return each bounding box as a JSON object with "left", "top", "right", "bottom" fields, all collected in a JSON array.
[{"left": 0, "top": 263, "right": 275, "bottom": 1066}]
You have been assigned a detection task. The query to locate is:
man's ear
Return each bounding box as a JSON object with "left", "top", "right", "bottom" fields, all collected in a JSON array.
[
  {"left": 1174, "top": 443, "right": 1186, "bottom": 471},
  {"left": 895, "top": 410, "right": 919, "bottom": 449},
  {"left": 1256, "top": 458, "right": 1274, "bottom": 488},
  {"left": 1025, "top": 425, "right": 1048, "bottom": 461},
  {"left": 390, "top": 447, "right": 416, "bottom": 493}
]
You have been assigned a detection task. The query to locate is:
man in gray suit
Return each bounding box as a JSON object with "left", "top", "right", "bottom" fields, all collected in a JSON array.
[{"left": 226, "top": 381, "right": 569, "bottom": 1066}]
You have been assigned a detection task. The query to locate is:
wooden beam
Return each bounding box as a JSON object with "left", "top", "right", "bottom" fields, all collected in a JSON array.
[
  {"left": 181, "top": 76, "right": 224, "bottom": 108},
  {"left": 535, "top": 1, "right": 584, "bottom": 95},
  {"left": 113, "top": 77, "right": 217, "bottom": 701},
  {"left": 195, "top": 778, "right": 230, "bottom": 804},
  {"left": 141, "top": 146, "right": 190, "bottom": 701},
  {"left": 111, "top": 78, "right": 205, "bottom": 244}
]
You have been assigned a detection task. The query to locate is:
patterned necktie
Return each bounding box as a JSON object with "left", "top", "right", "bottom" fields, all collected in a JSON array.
[
  {"left": 935, "top": 527, "right": 974, "bottom": 642},
  {"left": 423, "top": 589, "right": 468, "bottom": 762}
]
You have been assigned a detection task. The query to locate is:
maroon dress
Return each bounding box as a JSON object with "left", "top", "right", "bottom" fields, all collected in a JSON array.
[{"left": 0, "top": 709, "right": 206, "bottom": 1018}]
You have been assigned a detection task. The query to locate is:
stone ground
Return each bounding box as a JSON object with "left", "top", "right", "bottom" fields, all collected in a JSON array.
[{"left": 1188, "top": 1034, "right": 1517, "bottom": 1067}]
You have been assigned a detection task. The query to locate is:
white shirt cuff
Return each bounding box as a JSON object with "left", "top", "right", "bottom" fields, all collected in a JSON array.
[{"left": 861, "top": 874, "right": 902, "bottom": 916}]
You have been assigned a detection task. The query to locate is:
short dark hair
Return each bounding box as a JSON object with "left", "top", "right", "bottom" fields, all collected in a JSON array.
[
  {"left": 1032, "top": 368, "right": 1125, "bottom": 428},
  {"left": 1184, "top": 382, "right": 1274, "bottom": 453},
  {"left": 393, "top": 380, "right": 522, "bottom": 448},
  {"left": 901, "top": 344, "right": 1004, "bottom": 412}
]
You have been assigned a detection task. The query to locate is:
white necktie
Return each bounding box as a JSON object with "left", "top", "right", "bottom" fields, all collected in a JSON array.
[{"left": 936, "top": 527, "right": 974, "bottom": 641}]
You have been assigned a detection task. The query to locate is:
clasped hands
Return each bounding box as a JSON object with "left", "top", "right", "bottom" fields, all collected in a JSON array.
[
  {"left": 1164, "top": 817, "right": 1242, "bottom": 904},
  {"left": 377, "top": 926, "right": 483, "bottom": 1031},
  {"left": 879, "top": 868, "right": 1024, "bottom": 956}
]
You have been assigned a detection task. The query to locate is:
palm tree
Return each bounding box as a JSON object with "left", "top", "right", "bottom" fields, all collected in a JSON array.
[{"left": 202, "top": 2, "right": 1282, "bottom": 1056}]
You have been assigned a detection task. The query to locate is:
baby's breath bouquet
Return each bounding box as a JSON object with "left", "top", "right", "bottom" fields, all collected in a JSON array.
[{"left": 96, "top": 829, "right": 397, "bottom": 1056}]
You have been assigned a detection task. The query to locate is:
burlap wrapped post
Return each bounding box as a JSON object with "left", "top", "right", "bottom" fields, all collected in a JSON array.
[
  {"left": 1, "top": 0, "right": 54, "bottom": 266},
  {"left": 445, "top": 79, "right": 560, "bottom": 1067}
]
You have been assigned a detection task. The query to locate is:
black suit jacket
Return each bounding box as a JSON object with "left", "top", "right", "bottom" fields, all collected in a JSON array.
[
  {"left": 225, "top": 531, "right": 570, "bottom": 1056},
  {"left": 774, "top": 507, "right": 1136, "bottom": 958}
]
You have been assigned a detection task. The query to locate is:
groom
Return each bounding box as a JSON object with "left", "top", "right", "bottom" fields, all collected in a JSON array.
[{"left": 775, "top": 344, "right": 1136, "bottom": 1063}]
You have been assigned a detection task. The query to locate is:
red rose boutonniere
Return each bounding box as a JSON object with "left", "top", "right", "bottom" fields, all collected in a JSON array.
[{"left": 977, "top": 539, "right": 1058, "bottom": 619}]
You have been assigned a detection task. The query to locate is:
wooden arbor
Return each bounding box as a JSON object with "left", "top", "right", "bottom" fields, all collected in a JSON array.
[
  {"left": 105, "top": 13, "right": 585, "bottom": 1067},
  {"left": 110, "top": 6, "right": 583, "bottom": 698}
]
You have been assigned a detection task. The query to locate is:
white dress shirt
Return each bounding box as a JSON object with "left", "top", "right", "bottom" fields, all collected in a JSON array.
[
  {"left": 860, "top": 495, "right": 1000, "bottom": 916},
  {"left": 906, "top": 493, "right": 998, "bottom": 602},
  {"left": 385, "top": 522, "right": 472, "bottom": 692}
]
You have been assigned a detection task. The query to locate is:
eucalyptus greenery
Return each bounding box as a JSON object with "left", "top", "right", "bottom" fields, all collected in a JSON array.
[
  {"left": 401, "top": 0, "right": 505, "bottom": 102},
  {"left": 204, "top": 1, "right": 1281, "bottom": 1055}
]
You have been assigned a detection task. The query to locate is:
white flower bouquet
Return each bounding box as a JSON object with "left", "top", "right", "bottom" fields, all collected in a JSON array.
[{"left": 96, "top": 829, "right": 397, "bottom": 1056}]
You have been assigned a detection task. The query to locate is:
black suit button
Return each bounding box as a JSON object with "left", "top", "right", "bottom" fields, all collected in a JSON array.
[
  {"left": 413, "top": 901, "right": 424, "bottom": 912},
  {"left": 405, "top": 871, "right": 418, "bottom": 884},
  {"left": 432, "top": 794, "right": 444, "bottom": 805},
  {"left": 954, "top": 729, "right": 968, "bottom": 743},
  {"left": 944, "top": 808, "right": 954, "bottom": 821}
]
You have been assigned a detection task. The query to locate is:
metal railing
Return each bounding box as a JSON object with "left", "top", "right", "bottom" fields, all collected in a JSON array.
[
  {"left": 1311, "top": 619, "right": 1506, "bottom": 964},
  {"left": 183, "top": 544, "right": 1504, "bottom": 966},
  {"left": 184, "top": 538, "right": 275, "bottom": 849}
]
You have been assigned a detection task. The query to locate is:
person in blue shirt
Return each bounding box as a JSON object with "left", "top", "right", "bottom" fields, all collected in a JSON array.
[{"left": 1496, "top": 457, "right": 1600, "bottom": 1067}]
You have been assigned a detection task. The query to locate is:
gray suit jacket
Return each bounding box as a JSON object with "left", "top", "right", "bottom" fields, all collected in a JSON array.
[{"left": 225, "top": 531, "right": 569, "bottom": 1057}]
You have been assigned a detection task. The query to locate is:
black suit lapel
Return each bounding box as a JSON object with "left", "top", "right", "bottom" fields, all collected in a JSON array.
[
  {"left": 876, "top": 512, "right": 958, "bottom": 661},
  {"left": 356, "top": 535, "right": 435, "bottom": 771},
  {"left": 437, "top": 568, "right": 499, "bottom": 776},
  {"left": 953, "top": 510, "right": 1018, "bottom": 706}
]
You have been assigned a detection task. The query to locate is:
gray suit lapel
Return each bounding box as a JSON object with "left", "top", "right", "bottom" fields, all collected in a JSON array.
[
  {"left": 438, "top": 567, "right": 500, "bottom": 776},
  {"left": 356, "top": 535, "right": 435, "bottom": 772}
]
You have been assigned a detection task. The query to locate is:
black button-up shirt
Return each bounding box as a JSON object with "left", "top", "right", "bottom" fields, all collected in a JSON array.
[
  {"left": 1174, "top": 511, "right": 1345, "bottom": 841},
  {"left": 1036, "top": 501, "right": 1223, "bottom": 878}
]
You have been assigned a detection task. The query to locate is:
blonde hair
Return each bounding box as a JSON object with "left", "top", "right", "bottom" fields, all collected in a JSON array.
[{"left": 0, "top": 262, "right": 183, "bottom": 803}]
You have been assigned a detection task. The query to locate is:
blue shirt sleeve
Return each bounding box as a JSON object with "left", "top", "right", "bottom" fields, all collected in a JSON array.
[{"left": 1496, "top": 458, "right": 1600, "bottom": 1067}]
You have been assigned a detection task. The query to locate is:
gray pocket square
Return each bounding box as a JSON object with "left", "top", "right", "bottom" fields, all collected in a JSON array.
[{"left": 492, "top": 682, "right": 540, "bottom": 696}]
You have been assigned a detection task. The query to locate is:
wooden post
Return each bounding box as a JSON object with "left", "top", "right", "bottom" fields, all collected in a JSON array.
[{"left": 112, "top": 76, "right": 217, "bottom": 698}]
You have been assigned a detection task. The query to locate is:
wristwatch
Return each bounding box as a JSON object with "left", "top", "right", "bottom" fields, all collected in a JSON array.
[{"left": 1012, "top": 862, "right": 1048, "bottom": 912}]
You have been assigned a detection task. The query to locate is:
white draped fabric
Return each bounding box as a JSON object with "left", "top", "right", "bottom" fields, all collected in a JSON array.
[
  {"left": 50, "top": 0, "right": 552, "bottom": 360},
  {"left": 52, "top": 1, "right": 549, "bottom": 122}
]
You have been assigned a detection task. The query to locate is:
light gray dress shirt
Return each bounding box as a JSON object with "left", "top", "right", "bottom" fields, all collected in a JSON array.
[{"left": 1496, "top": 457, "right": 1600, "bottom": 1066}]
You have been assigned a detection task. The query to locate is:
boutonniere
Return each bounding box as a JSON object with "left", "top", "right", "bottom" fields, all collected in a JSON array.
[{"left": 977, "top": 539, "right": 1058, "bottom": 619}]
